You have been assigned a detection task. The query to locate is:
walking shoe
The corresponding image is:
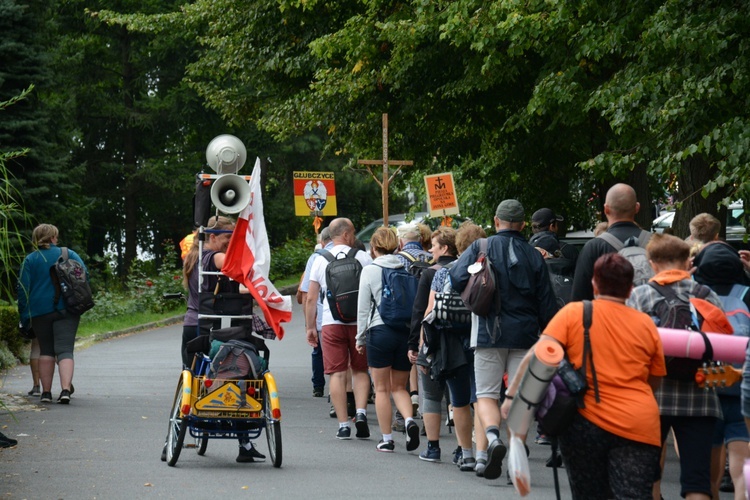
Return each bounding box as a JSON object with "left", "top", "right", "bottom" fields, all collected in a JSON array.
[
  {"left": 312, "top": 387, "right": 324, "bottom": 398},
  {"left": 354, "top": 413, "right": 370, "bottom": 439},
  {"left": 392, "top": 409, "right": 405, "bottom": 432},
  {"left": 419, "top": 445, "right": 441, "bottom": 462},
  {"left": 0, "top": 431, "right": 18, "bottom": 448},
  {"left": 329, "top": 404, "right": 337, "bottom": 418},
  {"left": 27, "top": 385, "right": 40, "bottom": 397},
  {"left": 336, "top": 426, "right": 352, "bottom": 440},
  {"left": 57, "top": 390, "right": 71, "bottom": 404},
  {"left": 483, "top": 437, "right": 508, "bottom": 480},
  {"left": 535, "top": 433, "right": 550, "bottom": 445},
  {"left": 376, "top": 439, "right": 395, "bottom": 453},
  {"left": 475, "top": 458, "right": 487, "bottom": 477},
  {"left": 405, "top": 420, "right": 420, "bottom": 451},
  {"left": 236, "top": 444, "right": 266, "bottom": 463},
  {"left": 459, "top": 456, "right": 477, "bottom": 472},
  {"left": 452, "top": 445, "right": 463, "bottom": 465},
  {"left": 545, "top": 449, "right": 563, "bottom": 468},
  {"left": 40, "top": 392, "right": 52, "bottom": 403}
]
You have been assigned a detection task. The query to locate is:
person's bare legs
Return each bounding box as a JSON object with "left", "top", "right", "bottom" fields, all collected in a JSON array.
[
  {"left": 727, "top": 440, "right": 749, "bottom": 500},
  {"left": 330, "top": 370, "right": 349, "bottom": 422},
  {"left": 390, "top": 369, "right": 412, "bottom": 420},
  {"left": 453, "top": 405, "right": 473, "bottom": 450},
  {"left": 58, "top": 358, "right": 74, "bottom": 391},
  {"left": 371, "top": 367, "right": 394, "bottom": 435},
  {"left": 39, "top": 355, "right": 56, "bottom": 393},
  {"left": 352, "top": 369, "right": 371, "bottom": 411}
]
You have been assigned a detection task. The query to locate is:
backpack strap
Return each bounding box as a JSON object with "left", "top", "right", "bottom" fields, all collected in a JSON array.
[
  {"left": 596, "top": 232, "right": 624, "bottom": 251},
  {"left": 50, "top": 247, "right": 69, "bottom": 311},
  {"left": 636, "top": 230, "right": 651, "bottom": 247},
  {"left": 729, "top": 284, "right": 750, "bottom": 301},
  {"left": 398, "top": 251, "right": 417, "bottom": 263},
  {"left": 346, "top": 247, "right": 359, "bottom": 260},
  {"left": 479, "top": 238, "right": 488, "bottom": 254},
  {"left": 581, "top": 300, "right": 600, "bottom": 404},
  {"left": 318, "top": 249, "right": 335, "bottom": 263}
]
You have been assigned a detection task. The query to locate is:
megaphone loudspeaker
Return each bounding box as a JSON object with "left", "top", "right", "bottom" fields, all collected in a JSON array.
[
  {"left": 205, "top": 134, "right": 247, "bottom": 174},
  {"left": 210, "top": 174, "right": 251, "bottom": 214}
]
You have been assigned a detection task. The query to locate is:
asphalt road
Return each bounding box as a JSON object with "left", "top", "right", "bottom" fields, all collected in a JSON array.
[{"left": 0, "top": 301, "right": 729, "bottom": 499}]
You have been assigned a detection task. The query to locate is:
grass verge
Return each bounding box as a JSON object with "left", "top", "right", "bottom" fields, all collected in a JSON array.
[{"left": 77, "top": 310, "right": 183, "bottom": 339}]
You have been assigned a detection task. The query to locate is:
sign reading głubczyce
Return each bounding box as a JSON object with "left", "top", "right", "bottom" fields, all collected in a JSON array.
[
  {"left": 293, "top": 171, "right": 338, "bottom": 216},
  {"left": 424, "top": 173, "right": 459, "bottom": 217}
]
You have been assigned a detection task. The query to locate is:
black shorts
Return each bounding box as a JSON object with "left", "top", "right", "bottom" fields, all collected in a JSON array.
[{"left": 365, "top": 324, "right": 411, "bottom": 371}]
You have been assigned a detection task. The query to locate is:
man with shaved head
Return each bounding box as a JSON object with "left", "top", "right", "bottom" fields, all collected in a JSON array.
[{"left": 571, "top": 183, "right": 652, "bottom": 300}]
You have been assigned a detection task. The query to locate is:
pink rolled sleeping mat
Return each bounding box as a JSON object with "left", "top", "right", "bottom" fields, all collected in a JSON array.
[{"left": 658, "top": 328, "right": 749, "bottom": 364}]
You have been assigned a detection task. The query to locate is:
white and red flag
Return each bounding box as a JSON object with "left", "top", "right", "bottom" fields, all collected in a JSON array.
[{"left": 222, "top": 158, "right": 292, "bottom": 339}]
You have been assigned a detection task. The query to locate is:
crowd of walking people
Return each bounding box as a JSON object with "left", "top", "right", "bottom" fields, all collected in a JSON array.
[{"left": 302, "top": 183, "right": 750, "bottom": 499}]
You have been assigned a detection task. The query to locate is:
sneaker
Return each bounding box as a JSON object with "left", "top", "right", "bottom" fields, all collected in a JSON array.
[
  {"left": 346, "top": 393, "right": 356, "bottom": 418},
  {"left": 354, "top": 413, "right": 370, "bottom": 439},
  {"left": 392, "top": 410, "right": 405, "bottom": 432},
  {"left": 0, "top": 431, "right": 18, "bottom": 448},
  {"left": 475, "top": 458, "right": 487, "bottom": 477},
  {"left": 27, "top": 385, "right": 41, "bottom": 397},
  {"left": 376, "top": 439, "right": 395, "bottom": 453},
  {"left": 40, "top": 392, "right": 52, "bottom": 403},
  {"left": 419, "top": 445, "right": 441, "bottom": 462},
  {"left": 312, "top": 387, "right": 324, "bottom": 398},
  {"left": 69, "top": 383, "right": 74, "bottom": 396},
  {"left": 459, "top": 456, "right": 477, "bottom": 471},
  {"left": 336, "top": 426, "right": 352, "bottom": 440},
  {"left": 236, "top": 444, "right": 266, "bottom": 463},
  {"left": 411, "top": 394, "right": 419, "bottom": 416},
  {"left": 57, "top": 390, "right": 71, "bottom": 404},
  {"left": 405, "top": 420, "right": 420, "bottom": 451},
  {"left": 329, "top": 404, "right": 337, "bottom": 418},
  {"left": 452, "top": 446, "right": 463, "bottom": 465},
  {"left": 535, "top": 433, "right": 551, "bottom": 445},
  {"left": 483, "top": 437, "right": 508, "bottom": 480}
]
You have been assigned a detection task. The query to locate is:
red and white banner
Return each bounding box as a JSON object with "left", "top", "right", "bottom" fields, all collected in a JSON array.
[{"left": 222, "top": 158, "right": 292, "bottom": 339}]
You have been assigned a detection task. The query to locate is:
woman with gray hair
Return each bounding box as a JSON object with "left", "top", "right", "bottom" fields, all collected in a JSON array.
[{"left": 17, "top": 224, "right": 88, "bottom": 404}]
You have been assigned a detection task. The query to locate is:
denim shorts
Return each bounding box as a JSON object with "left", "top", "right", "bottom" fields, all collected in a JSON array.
[
  {"left": 365, "top": 324, "right": 411, "bottom": 372},
  {"left": 713, "top": 395, "right": 750, "bottom": 445}
]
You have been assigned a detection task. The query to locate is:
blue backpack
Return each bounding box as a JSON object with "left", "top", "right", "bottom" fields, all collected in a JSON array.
[
  {"left": 717, "top": 284, "right": 750, "bottom": 396},
  {"left": 374, "top": 266, "right": 419, "bottom": 331}
]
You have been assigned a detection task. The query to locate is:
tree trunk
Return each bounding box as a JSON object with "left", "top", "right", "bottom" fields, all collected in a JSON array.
[
  {"left": 674, "top": 156, "right": 727, "bottom": 239},
  {"left": 121, "top": 28, "right": 138, "bottom": 271},
  {"left": 626, "top": 163, "right": 652, "bottom": 230}
]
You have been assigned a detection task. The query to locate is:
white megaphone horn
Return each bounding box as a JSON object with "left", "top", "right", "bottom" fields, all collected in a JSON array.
[
  {"left": 205, "top": 134, "right": 247, "bottom": 174},
  {"left": 210, "top": 174, "right": 252, "bottom": 214}
]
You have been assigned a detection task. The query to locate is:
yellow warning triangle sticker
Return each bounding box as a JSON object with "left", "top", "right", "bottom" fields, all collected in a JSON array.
[{"left": 194, "top": 382, "right": 262, "bottom": 412}]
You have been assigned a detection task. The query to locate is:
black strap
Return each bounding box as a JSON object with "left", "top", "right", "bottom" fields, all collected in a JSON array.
[
  {"left": 50, "top": 247, "right": 69, "bottom": 310},
  {"left": 581, "top": 300, "right": 600, "bottom": 404}
]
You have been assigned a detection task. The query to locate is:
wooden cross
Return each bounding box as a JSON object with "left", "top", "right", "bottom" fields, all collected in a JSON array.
[{"left": 357, "top": 113, "right": 413, "bottom": 226}]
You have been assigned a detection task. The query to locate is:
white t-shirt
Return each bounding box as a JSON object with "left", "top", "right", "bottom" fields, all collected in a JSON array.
[{"left": 309, "top": 244, "right": 373, "bottom": 326}]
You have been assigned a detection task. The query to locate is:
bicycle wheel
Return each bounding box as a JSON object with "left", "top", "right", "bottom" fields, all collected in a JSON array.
[
  {"left": 166, "top": 375, "right": 188, "bottom": 466},
  {"left": 196, "top": 433, "right": 208, "bottom": 456},
  {"left": 263, "top": 384, "right": 282, "bottom": 468}
]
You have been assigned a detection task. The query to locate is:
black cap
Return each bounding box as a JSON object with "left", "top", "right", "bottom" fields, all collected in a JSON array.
[{"left": 531, "top": 208, "right": 563, "bottom": 230}]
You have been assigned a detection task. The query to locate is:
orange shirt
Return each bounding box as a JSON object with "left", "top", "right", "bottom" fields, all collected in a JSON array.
[{"left": 544, "top": 299, "right": 667, "bottom": 446}]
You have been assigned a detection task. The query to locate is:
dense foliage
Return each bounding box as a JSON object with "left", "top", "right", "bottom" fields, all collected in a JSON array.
[{"left": 1, "top": 0, "right": 749, "bottom": 306}]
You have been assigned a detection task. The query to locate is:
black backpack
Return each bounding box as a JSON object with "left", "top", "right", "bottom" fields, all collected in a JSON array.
[
  {"left": 51, "top": 247, "right": 95, "bottom": 316},
  {"left": 321, "top": 248, "right": 363, "bottom": 323},
  {"left": 545, "top": 257, "right": 575, "bottom": 309},
  {"left": 209, "top": 339, "right": 263, "bottom": 380},
  {"left": 648, "top": 282, "right": 713, "bottom": 381}
]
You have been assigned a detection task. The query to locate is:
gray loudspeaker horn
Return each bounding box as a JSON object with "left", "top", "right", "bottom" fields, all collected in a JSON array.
[
  {"left": 210, "top": 174, "right": 252, "bottom": 214},
  {"left": 205, "top": 134, "right": 247, "bottom": 174}
]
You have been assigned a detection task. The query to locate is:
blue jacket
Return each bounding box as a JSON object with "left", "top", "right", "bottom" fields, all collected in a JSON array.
[
  {"left": 17, "top": 245, "right": 88, "bottom": 326},
  {"left": 449, "top": 231, "right": 558, "bottom": 349}
]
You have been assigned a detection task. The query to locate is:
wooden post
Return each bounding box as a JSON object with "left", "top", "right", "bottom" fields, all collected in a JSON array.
[{"left": 357, "top": 113, "right": 413, "bottom": 226}]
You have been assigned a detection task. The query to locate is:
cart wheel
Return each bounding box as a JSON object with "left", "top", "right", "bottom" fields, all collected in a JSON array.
[
  {"left": 166, "top": 376, "right": 188, "bottom": 466},
  {"left": 196, "top": 433, "right": 208, "bottom": 456},
  {"left": 264, "top": 385, "right": 282, "bottom": 468}
]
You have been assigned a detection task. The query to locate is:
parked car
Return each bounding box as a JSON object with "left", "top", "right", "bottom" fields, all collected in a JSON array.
[
  {"left": 651, "top": 201, "right": 745, "bottom": 240},
  {"left": 355, "top": 212, "right": 466, "bottom": 250}
]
